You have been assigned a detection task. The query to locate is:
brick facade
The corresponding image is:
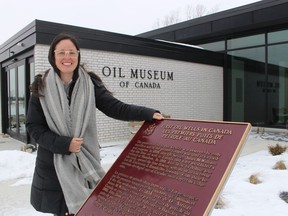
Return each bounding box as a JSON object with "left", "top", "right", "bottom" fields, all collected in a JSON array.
[{"left": 34, "top": 45, "right": 223, "bottom": 144}]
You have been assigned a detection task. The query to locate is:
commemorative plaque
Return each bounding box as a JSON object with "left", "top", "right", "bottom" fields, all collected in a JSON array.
[{"left": 76, "top": 119, "right": 251, "bottom": 216}]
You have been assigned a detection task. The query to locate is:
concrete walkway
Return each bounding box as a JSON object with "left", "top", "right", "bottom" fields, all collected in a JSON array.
[
  {"left": 240, "top": 127, "right": 288, "bottom": 156},
  {"left": 0, "top": 134, "right": 24, "bottom": 151}
]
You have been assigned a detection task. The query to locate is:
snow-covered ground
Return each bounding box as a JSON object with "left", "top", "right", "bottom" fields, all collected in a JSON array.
[{"left": 0, "top": 131, "right": 288, "bottom": 216}]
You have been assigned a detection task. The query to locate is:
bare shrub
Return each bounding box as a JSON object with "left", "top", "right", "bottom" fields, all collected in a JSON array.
[
  {"left": 214, "top": 196, "right": 225, "bottom": 209},
  {"left": 273, "top": 160, "right": 287, "bottom": 170},
  {"left": 268, "top": 144, "right": 287, "bottom": 156},
  {"left": 279, "top": 191, "right": 288, "bottom": 203},
  {"left": 249, "top": 173, "right": 262, "bottom": 184}
]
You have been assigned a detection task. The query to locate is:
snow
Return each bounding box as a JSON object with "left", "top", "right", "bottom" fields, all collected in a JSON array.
[
  {"left": 212, "top": 151, "right": 288, "bottom": 216},
  {"left": 1, "top": 131, "right": 288, "bottom": 216}
]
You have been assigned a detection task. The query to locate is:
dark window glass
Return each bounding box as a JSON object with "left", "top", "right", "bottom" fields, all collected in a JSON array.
[
  {"left": 228, "top": 47, "right": 265, "bottom": 125},
  {"left": 268, "top": 43, "right": 288, "bottom": 126},
  {"left": 197, "top": 41, "right": 225, "bottom": 51},
  {"left": 8, "top": 68, "right": 16, "bottom": 132},
  {"left": 268, "top": 29, "right": 288, "bottom": 44},
  {"left": 227, "top": 34, "right": 265, "bottom": 50},
  {"left": 18, "top": 65, "right": 26, "bottom": 136}
]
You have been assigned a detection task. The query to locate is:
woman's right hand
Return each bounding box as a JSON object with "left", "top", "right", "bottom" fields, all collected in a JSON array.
[
  {"left": 69, "top": 137, "right": 84, "bottom": 153},
  {"left": 153, "top": 112, "right": 164, "bottom": 120}
]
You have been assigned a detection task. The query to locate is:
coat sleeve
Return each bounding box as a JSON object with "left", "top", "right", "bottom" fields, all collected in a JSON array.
[
  {"left": 26, "top": 95, "right": 72, "bottom": 154},
  {"left": 91, "top": 78, "right": 159, "bottom": 121}
]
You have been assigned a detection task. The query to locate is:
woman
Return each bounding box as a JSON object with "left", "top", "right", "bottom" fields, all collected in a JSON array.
[{"left": 26, "top": 33, "right": 163, "bottom": 216}]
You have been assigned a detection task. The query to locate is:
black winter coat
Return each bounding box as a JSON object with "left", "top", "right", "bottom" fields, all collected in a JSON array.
[{"left": 26, "top": 76, "right": 157, "bottom": 215}]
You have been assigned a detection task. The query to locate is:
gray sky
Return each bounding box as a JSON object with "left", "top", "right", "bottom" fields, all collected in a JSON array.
[{"left": 0, "top": 0, "right": 260, "bottom": 45}]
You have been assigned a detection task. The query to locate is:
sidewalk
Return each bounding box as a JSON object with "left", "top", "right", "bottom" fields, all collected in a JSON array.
[
  {"left": 241, "top": 127, "right": 288, "bottom": 155},
  {"left": 0, "top": 134, "right": 25, "bottom": 151}
]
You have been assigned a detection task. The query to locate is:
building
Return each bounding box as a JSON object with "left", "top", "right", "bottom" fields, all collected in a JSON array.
[
  {"left": 139, "top": 0, "right": 288, "bottom": 129},
  {"left": 0, "top": 20, "right": 223, "bottom": 144},
  {"left": 3, "top": 0, "right": 286, "bottom": 144}
]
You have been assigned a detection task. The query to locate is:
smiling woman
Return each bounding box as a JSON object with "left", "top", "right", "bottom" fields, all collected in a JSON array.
[{"left": 25, "top": 33, "right": 164, "bottom": 216}]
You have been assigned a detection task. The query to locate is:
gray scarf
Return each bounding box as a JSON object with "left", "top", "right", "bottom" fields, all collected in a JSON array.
[{"left": 39, "top": 67, "right": 105, "bottom": 213}]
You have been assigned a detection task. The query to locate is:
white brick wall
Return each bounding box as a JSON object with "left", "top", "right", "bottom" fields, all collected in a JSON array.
[{"left": 34, "top": 45, "right": 223, "bottom": 144}]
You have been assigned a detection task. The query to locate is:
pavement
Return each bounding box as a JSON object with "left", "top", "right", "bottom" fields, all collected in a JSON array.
[{"left": 0, "top": 134, "right": 25, "bottom": 151}]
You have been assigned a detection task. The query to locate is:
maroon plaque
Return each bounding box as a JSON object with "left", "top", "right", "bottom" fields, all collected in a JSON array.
[{"left": 76, "top": 119, "right": 251, "bottom": 216}]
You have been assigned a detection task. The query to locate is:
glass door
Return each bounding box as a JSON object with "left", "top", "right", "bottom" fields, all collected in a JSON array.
[
  {"left": 228, "top": 47, "right": 266, "bottom": 126},
  {"left": 6, "top": 61, "right": 27, "bottom": 142},
  {"left": 267, "top": 43, "right": 288, "bottom": 127},
  {"left": 8, "top": 68, "right": 17, "bottom": 132}
]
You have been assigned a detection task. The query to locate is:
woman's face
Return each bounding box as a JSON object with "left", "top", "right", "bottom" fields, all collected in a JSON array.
[{"left": 54, "top": 39, "right": 79, "bottom": 77}]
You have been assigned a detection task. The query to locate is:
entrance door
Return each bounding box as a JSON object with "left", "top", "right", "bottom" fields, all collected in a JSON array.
[{"left": 6, "top": 60, "right": 27, "bottom": 142}]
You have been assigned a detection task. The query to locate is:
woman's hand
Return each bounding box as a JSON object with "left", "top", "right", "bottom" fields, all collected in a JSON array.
[
  {"left": 153, "top": 112, "right": 164, "bottom": 120},
  {"left": 69, "top": 137, "right": 84, "bottom": 153}
]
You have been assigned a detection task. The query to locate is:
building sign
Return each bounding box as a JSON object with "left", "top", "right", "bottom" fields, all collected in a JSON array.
[{"left": 102, "top": 66, "right": 174, "bottom": 89}]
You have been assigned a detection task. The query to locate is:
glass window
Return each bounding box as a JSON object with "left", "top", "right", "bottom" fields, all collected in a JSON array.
[
  {"left": 8, "top": 68, "right": 16, "bottom": 132},
  {"left": 18, "top": 65, "right": 26, "bottom": 136},
  {"left": 227, "top": 34, "right": 265, "bottom": 50},
  {"left": 228, "top": 47, "right": 265, "bottom": 125},
  {"left": 6, "top": 62, "right": 27, "bottom": 137},
  {"left": 268, "top": 29, "right": 288, "bottom": 44},
  {"left": 228, "top": 47, "right": 265, "bottom": 63},
  {"left": 267, "top": 43, "right": 288, "bottom": 126},
  {"left": 197, "top": 41, "right": 225, "bottom": 51}
]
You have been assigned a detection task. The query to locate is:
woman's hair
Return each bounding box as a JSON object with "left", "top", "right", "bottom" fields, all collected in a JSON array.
[{"left": 30, "top": 33, "right": 105, "bottom": 97}]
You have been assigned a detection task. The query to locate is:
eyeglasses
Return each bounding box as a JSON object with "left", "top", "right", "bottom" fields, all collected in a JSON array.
[{"left": 54, "top": 50, "right": 79, "bottom": 58}]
